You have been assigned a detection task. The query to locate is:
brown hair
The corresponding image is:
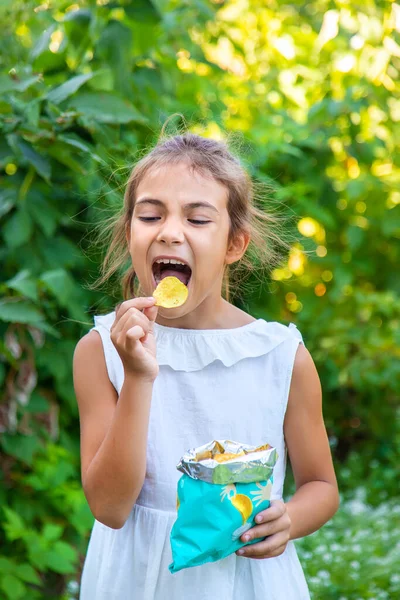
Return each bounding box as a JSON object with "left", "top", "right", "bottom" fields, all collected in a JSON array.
[{"left": 89, "top": 119, "right": 297, "bottom": 304}]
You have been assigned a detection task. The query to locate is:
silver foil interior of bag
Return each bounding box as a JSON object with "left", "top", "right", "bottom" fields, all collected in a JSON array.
[{"left": 176, "top": 439, "right": 278, "bottom": 485}]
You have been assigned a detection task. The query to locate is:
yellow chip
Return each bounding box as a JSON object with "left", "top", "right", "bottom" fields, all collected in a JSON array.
[
  {"left": 213, "top": 451, "right": 245, "bottom": 463},
  {"left": 153, "top": 276, "right": 188, "bottom": 308}
]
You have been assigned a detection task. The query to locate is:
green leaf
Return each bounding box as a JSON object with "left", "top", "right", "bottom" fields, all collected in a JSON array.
[
  {"left": 42, "top": 523, "right": 64, "bottom": 542},
  {"left": 0, "top": 74, "right": 17, "bottom": 93},
  {"left": 0, "top": 189, "right": 16, "bottom": 219},
  {"left": 2, "top": 507, "right": 25, "bottom": 541},
  {"left": 57, "top": 134, "right": 104, "bottom": 163},
  {"left": 0, "top": 557, "right": 14, "bottom": 573},
  {"left": 2, "top": 209, "right": 33, "bottom": 248},
  {"left": 382, "top": 208, "right": 400, "bottom": 237},
  {"left": 125, "top": 0, "right": 162, "bottom": 23},
  {"left": 0, "top": 574, "right": 26, "bottom": 600},
  {"left": 347, "top": 225, "right": 365, "bottom": 251},
  {"left": 14, "top": 564, "right": 41, "bottom": 586},
  {"left": 47, "top": 72, "right": 94, "bottom": 105},
  {"left": 69, "top": 92, "right": 147, "bottom": 124},
  {"left": 28, "top": 196, "right": 59, "bottom": 237},
  {"left": 5, "top": 269, "right": 38, "bottom": 302},
  {"left": 95, "top": 21, "right": 132, "bottom": 95},
  {"left": 47, "top": 143, "right": 87, "bottom": 173},
  {"left": 1, "top": 434, "right": 41, "bottom": 466},
  {"left": 24, "top": 391, "right": 50, "bottom": 413},
  {"left": 17, "top": 140, "right": 51, "bottom": 181},
  {"left": 30, "top": 25, "right": 56, "bottom": 60},
  {"left": 44, "top": 541, "right": 78, "bottom": 574},
  {"left": 0, "top": 300, "right": 44, "bottom": 325}
]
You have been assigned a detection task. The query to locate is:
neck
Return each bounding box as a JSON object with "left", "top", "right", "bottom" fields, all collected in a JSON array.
[{"left": 155, "top": 294, "right": 230, "bottom": 330}]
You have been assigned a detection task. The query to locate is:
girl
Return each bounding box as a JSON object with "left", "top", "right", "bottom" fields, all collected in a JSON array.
[{"left": 73, "top": 131, "right": 339, "bottom": 600}]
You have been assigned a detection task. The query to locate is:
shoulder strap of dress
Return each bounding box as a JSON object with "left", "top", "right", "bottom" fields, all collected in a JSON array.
[
  {"left": 89, "top": 313, "right": 119, "bottom": 392},
  {"left": 281, "top": 324, "right": 306, "bottom": 418}
]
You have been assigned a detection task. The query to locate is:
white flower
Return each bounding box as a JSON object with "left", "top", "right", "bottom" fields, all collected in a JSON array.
[{"left": 317, "top": 570, "right": 330, "bottom": 580}]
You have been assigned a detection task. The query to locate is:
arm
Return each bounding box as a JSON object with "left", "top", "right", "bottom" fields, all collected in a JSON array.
[
  {"left": 284, "top": 342, "right": 339, "bottom": 539},
  {"left": 236, "top": 342, "right": 339, "bottom": 558},
  {"left": 73, "top": 332, "right": 154, "bottom": 530}
]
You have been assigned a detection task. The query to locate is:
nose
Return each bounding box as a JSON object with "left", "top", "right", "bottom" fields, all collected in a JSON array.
[{"left": 156, "top": 217, "right": 185, "bottom": 245}]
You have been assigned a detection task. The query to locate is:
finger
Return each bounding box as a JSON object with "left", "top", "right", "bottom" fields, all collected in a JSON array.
[
  {"left": 240, "top": 514, "right": 288, "bottom": 542},
  {"left": 254, "top": 500, "right": 285, "bottom": 524},
  {"left": 237, "top": 531, "right": 289, "bottom": 558},
  {"left": 239, "top": 543, "right": 288, "bottom": 560},
  {"left": 141, "top": 305, "right": 159, "bottom": 342},
  {"left": 120, "top": 310, "right": 150, "bottom": 342},
  {"left": 112, "top": 307, "right": 149, "bottom": 339},
  {"left": 143, "top": 304, "right": 159, "bottom": 325},
  {"left": 125, "top": 325, "right": 146, "bottom": 348},
  {"left": 114, "top": 297, "right": 156, "bottom": 322}
]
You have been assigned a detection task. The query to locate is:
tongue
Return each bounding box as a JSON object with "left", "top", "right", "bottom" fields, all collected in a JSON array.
[{"left": 160, "top": 269, "right": 188, "bottom": 285}]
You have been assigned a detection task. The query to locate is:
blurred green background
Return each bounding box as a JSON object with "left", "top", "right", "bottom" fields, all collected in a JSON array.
[{"left": 0, "top": 1, "right": 399, "bottom": 598}]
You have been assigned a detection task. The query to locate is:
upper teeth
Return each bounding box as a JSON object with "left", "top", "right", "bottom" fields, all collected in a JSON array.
[{"left": 155, "top": 258, "right": 186, "bottom": 266}]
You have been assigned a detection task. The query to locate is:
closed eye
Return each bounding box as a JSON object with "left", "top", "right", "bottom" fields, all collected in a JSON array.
[{"left": 138, "top": 217, "right": 211, "bottom": 225}]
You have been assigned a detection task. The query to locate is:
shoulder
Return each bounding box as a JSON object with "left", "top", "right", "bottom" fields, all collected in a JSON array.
[
  {"left": 73, "top": 330, "right": 117, "bottom": 400},
  {"left": 73, "top": 330, "right": 109, "bottom": 381},
  {"left": 73, "top": 330, "right": 104, "bottom": 362}
]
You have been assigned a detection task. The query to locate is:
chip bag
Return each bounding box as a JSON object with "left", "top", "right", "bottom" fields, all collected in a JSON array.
[{"left": 169, "top": 439, "right": 278, "bottom": 574}]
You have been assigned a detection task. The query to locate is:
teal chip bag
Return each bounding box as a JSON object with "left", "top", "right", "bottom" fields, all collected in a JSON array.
[{"left": 169, "top": 440, "right": 278, "bottom": 574}]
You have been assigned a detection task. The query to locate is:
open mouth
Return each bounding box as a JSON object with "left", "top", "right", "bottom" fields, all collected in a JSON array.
[{"left": 152, "top": 260, "right": 192, "bottom": 287}]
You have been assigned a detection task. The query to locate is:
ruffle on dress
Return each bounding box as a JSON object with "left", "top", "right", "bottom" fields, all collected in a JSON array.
[
  {"left": 154, "top": 319, "right": 304, "bottom": 372},
  {"left": 91, "top": 311, "right": 304, "bottom": 374}
]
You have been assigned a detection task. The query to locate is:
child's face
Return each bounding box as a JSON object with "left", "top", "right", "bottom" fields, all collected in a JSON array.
[{"left": 126, "top": 161, "right": 248, "bottom": 319}]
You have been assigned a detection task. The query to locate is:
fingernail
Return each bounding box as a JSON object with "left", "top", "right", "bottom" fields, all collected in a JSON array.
[
  {"left": 238, "top": 549, "right": 245, "bottom": 555},
  {"left": 243, "top": 534, "right": 250, "bottom": 542},
  {"left": 256, "top": 515, "right": 263, "bottom": 523}
]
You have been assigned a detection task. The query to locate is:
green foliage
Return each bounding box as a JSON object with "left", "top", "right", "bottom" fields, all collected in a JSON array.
[
  {"left": 0, "top": 0, "right": 399, "bottom": 596},
  {"left": 296, "top": 491, "right": 400, "bottom": 600}
]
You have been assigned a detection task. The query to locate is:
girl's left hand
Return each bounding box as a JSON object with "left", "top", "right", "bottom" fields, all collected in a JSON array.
[{"left": 235, "top": 500, "right": 291, "bottom": 559}]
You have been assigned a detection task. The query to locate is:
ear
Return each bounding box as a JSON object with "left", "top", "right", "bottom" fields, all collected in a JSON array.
[{"left": 225, "top": 230, "right": 251, "bottom": 265}]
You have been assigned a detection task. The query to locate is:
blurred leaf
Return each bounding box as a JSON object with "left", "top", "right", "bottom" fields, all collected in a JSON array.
[
  {"left": 68, "top": 92, "right": 147, "bottom": 124},
  {"left": 42, "top": 523, "right": 64, "bottom": 543},
  {"left": 1, "top": 434, "right": 41, "bottom": 466},
  {"left": 0, "top": 300, "right": 44, "bottom": 325},
  {"left": 28, "top": 196, "right": 60, "bottom": 237},
  {"left": 30, "top": 25, "right": 56, "bottom": 61},
  {"left": 382, "top": 208, "right": 400, "bottom": 237},
  {"left": 44, "top": 541, "right": 77, "bottom": 574},
  {"left": 13, "top": 564, "right": 41, "bottom": 586},
  {"left": 5, "top": 270, "right": 38, "bottom": 302},
  {"left": 347, "top": 225, "right": 365, "bottom": 251},
  {"left": 2, "top": 210, "right": 33, "bottom": 248},
  {"left": 125, "top": 0, "right": 162, "bottom": 23},
  {"left": 40, "top": 269, "right": 75, "bottom": 305},
  {"left": 0, "top": 190, "right": 16, "bottom": 219},
  {"left": 47, "top": 73, "right": 94, "bottom": 105},
  {"left": 16, "top": 140, "right": 51, "bottom": 182},
  {"left": 0, "top": 573, "right": 26, "bottom": 599}
]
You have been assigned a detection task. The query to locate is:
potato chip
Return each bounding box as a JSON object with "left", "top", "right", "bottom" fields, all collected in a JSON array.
[
  {"left": 153, "top": 276, "right": 188, "bottom": 308},
  {"left": 213, "top": 452, "right": 245, "bottom": 463}
]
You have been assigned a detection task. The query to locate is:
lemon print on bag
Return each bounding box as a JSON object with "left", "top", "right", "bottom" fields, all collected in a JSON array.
[{"left": 220, "top": 484, "right": 254, "bottom": 541}]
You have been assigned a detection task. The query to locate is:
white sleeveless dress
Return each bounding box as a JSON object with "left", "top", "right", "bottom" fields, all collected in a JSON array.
[{"left": 79, "top": 311, "right": 311, "bottom": 600}]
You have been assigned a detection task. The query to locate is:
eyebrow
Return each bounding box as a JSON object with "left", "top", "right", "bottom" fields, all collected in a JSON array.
[{"left": 135, "top": 198, "right": 220, "bottom": 214}]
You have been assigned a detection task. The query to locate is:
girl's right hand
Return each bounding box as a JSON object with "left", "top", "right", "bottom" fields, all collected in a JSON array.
[{"left": 110, "top": 297, "right": 159, "bottom": 381}]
